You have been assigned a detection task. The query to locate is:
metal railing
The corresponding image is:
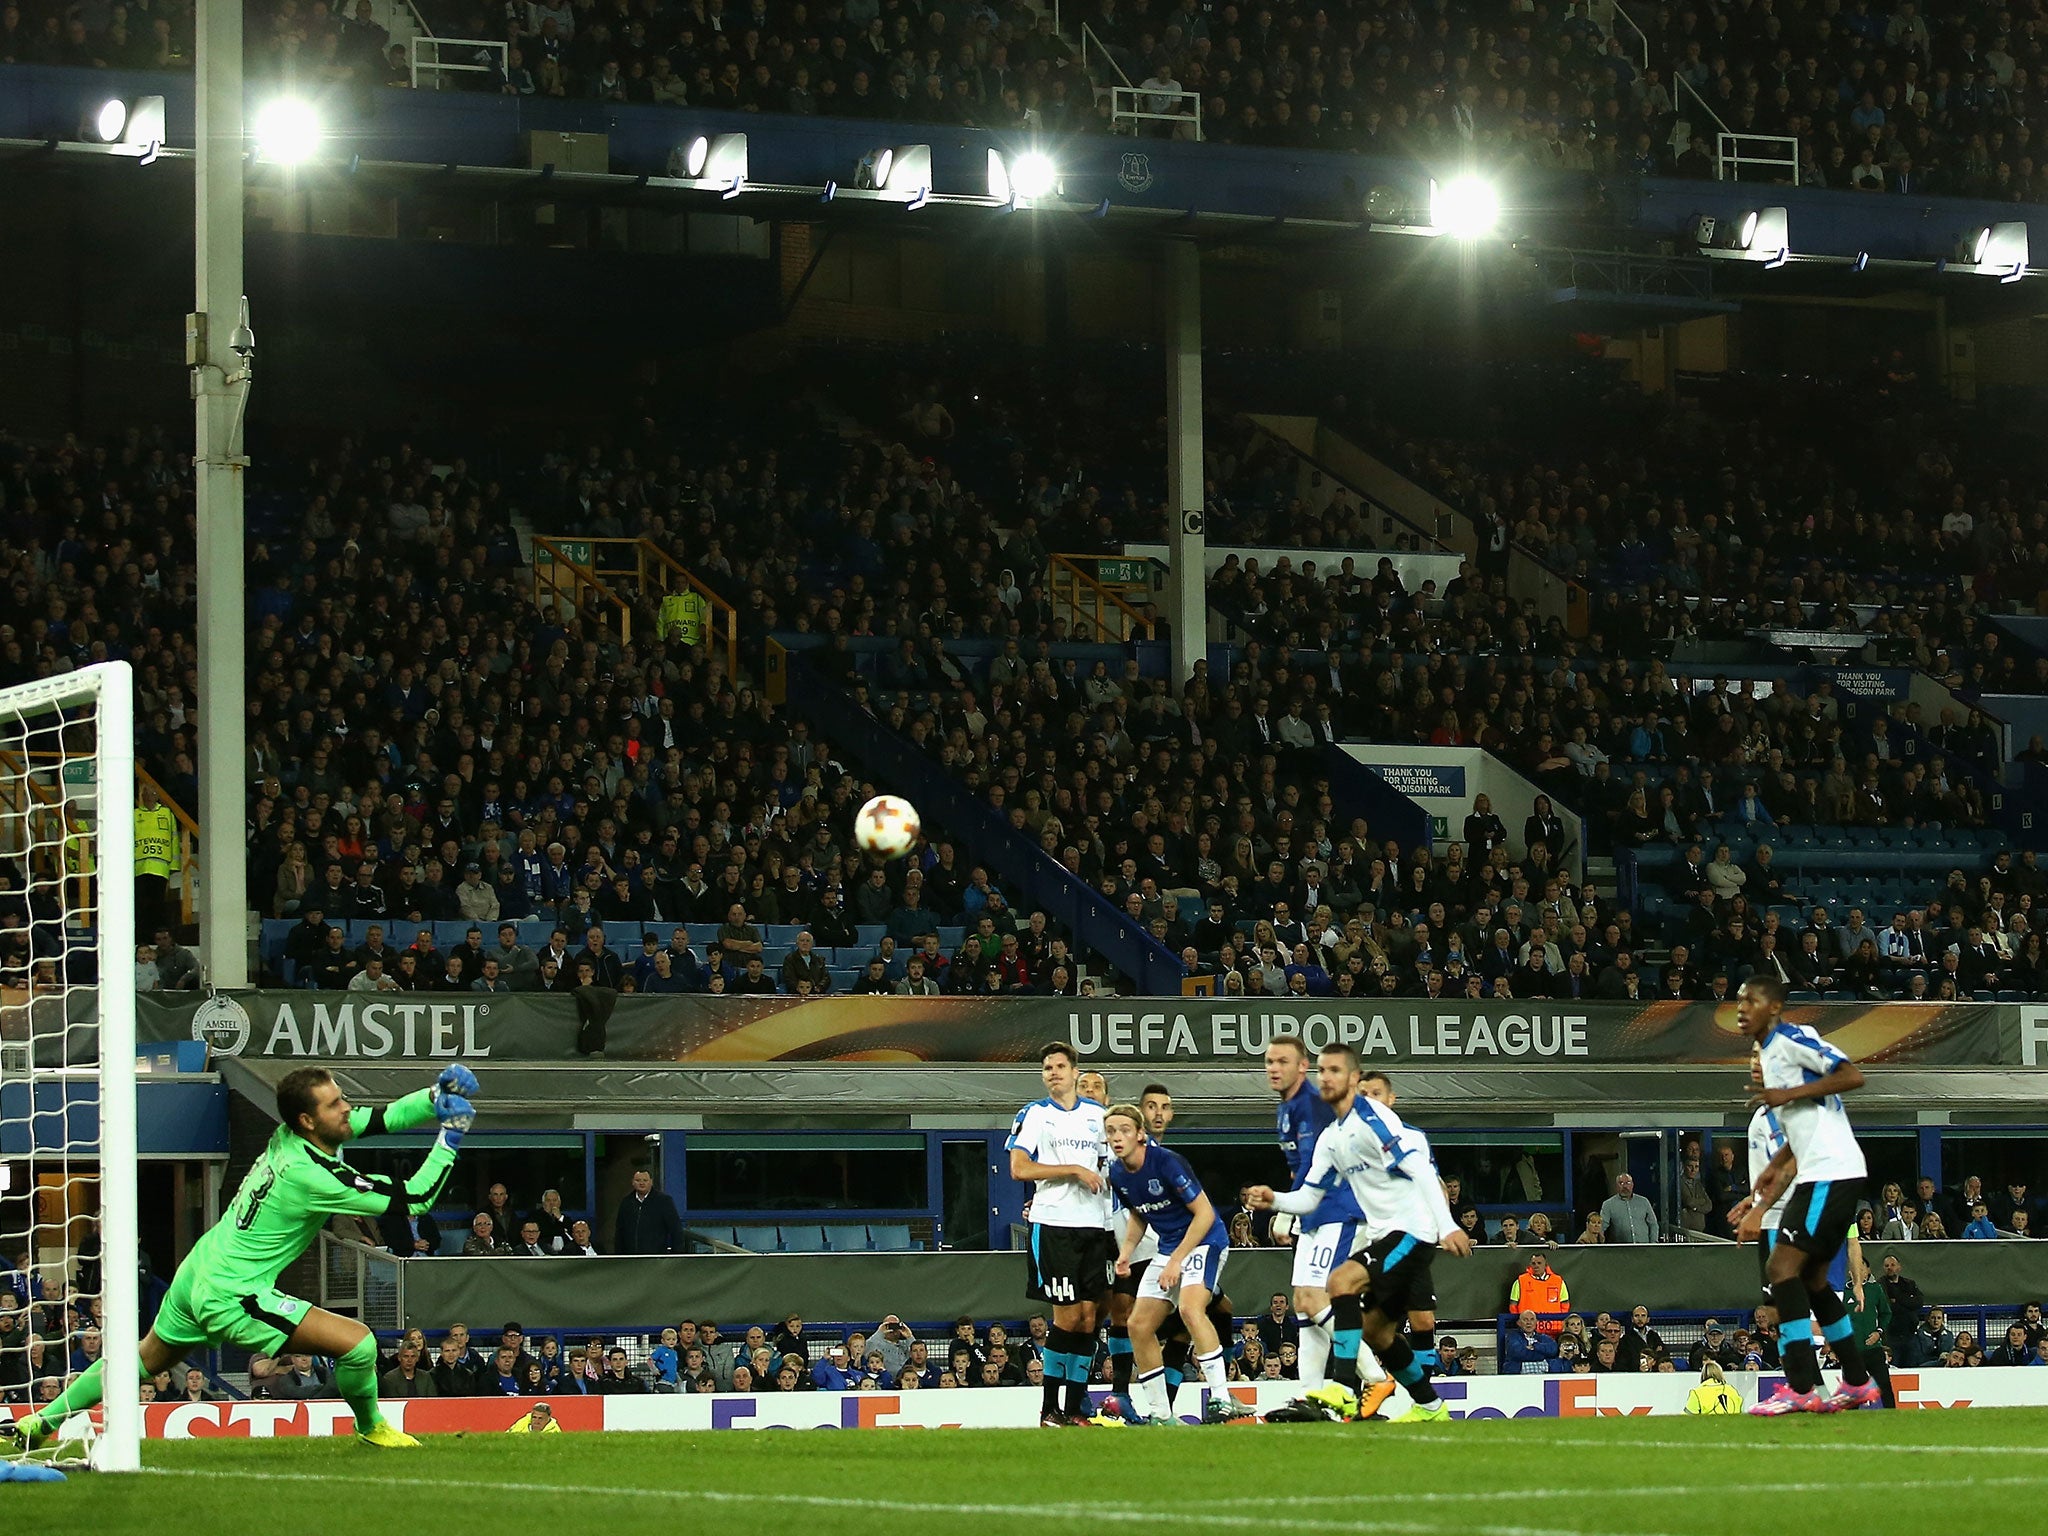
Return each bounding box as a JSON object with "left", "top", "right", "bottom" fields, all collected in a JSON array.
[
  {"left": 1107, "top": 84, "right": 1202, "bottom": 141},
  {"left": 0, "top": 753, "right": 199, "bottom": 928},
  {"left": 319, "top": 1230, "right": 406, "bottom": 1334},
  {"left": 1715, "top": 130, "right": 1802, "bottom": 183},
  {"left": 1048, "top": 552, "right": 1156, "bottom": 641},
  {"left": 532, "top": 534, "right": 740, "bottom": 677},
  {"left": 409, "top": 34, "right": 508, "bottom": 90},
  {"left": 1606, "top": 0, "right": 1652, "bottom": 66}
]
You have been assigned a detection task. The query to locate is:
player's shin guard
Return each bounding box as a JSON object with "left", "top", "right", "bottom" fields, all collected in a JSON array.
[
  {"left": 336, "top": 1333, "right": 387, "bottom": 1431},
  {"left": 1041, "top": 1329, "right": 1073, "bottom": 1415},
  {"left": 1811, "top": 1294, "right": 1870, "bottom": 1387},
  {"left": 24, "top": 1357, "right": 151, "bottom": 1437},
  {"left": 1136, "top": 1366, "right": 1173, "bottom": 1422},
  {"left": 1771, "top": 1278, "right": 1819, "bottom": 1391},
  {"left": 1328, "top": 1293, "right": 1364, "bottom": 1389},
  {"left": 1380, "top": 1337, "right": 1437, "bottom": 1404},
  {"left": 1108, "top": 1324, "right": 1134, "bottom": 1395},
  {"left": 1298, "top": 1309, "right": 1332, "bottom": 1389},
  {"left": 1045, "top": 1327, "right": 1094, "bottom": 1416}
]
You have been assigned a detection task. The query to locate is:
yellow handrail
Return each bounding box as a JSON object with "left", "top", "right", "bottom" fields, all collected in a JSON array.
[
  {"left": 1049, "top": 553, "right": 1155, "bottom": 641},
  {"left": 533, "top": 534, "right": 741, "bottom": 677},
  {"left": 0, "top": 753, "right": 198, "bottom": 927},
  {"left": 138, "top": 767, "right": 199, "bottom": 926}
]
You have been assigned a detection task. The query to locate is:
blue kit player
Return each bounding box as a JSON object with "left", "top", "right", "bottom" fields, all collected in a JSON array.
[{"left": 1105, "top": 1101, "right": 1239, "bottom": 1424}]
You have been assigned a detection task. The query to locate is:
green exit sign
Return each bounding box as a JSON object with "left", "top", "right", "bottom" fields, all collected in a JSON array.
[
  {"left": 543, "top": 540, "right": 593, "bottom": 565},
  {"left": 1430, "top": 815, "right": 1450, "bottom": 840},
  {"left": 1096, "top": 559, "right": 1150, "bottom": 583}
]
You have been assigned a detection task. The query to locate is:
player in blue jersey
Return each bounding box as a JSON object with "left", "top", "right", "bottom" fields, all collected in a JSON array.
[
  {"left": 1264, "top": 1036, "right": 1389, "bottom": 1420},
  {"left": 1247, "top": 1047, "right": 1472, "bottom": 1424},
  {"left": 1081, "top": 1072, "right": 1170, "bottom": 1409},
  {"left": 1105, "top": 1102, "right": 1235, "bottom": 1425},
  {"left": 1734, "top": 977, "right": 1881, "bottom": 1415}
]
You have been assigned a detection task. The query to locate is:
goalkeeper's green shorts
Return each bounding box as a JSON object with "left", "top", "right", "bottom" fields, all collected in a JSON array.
[{"left": 154, "top": 1264, "right": 312, "bottom": 1355}]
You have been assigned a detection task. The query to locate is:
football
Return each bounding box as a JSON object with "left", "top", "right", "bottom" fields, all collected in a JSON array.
[{"left": 855, "top": 793, "right": 921, "bottom": 859}]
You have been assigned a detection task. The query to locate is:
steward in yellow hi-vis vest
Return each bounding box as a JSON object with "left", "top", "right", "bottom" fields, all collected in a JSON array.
[
  {"left": 659, "top": 590, "right": 707, "bottom": 645},
  {"left": 134, "top": 781, "right": 180, "bottom": 935}
]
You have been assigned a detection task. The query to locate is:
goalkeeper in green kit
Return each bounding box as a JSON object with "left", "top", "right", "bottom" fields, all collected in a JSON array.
[{"left": 3, "top": 1062, "right": 479, "bottom": 1453}]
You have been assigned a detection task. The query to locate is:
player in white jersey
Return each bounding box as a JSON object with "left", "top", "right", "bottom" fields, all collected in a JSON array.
[
  {"left": 1008, "top": 1042, "right": 1113, "bottom": 1425},
  {"left": 1733, "top": 977, "right": 1881, "bottom": 1416},
  {"left": 1730, "top": 1045, "right": 1791, "bottom": 1301},
  {"left": 1246, "top": 1046, "right": 1472, "bottom": 1424}
]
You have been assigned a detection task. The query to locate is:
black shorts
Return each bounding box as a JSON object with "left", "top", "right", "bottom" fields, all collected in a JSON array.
[
  {"left": 1028, "top": 1224, "right": 1112, "bottom": 1306},
  {"left": 1361, "top": 1231, "right": 1437, "bottom": 1318},
  {"left": 1110, "top": 1250, "right": 1145, "bottom": 1298},
  {"left": 1776, "top": 1178, "right": 1865, "bottom": 1260}
]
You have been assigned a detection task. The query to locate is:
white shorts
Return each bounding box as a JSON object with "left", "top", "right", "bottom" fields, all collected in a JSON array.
[
  {"left": 1139, "top": 1244, "right": 1229, "bottom": 1303},
  {"left": 1290, "top": 1219, "right": 1363, "bottom": 1291}
]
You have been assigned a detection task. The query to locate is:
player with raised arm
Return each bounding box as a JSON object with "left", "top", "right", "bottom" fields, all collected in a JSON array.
[
  {"left": 1262, "top": 1036, "right": 1386, "bottom": 1420},
  {"left": 1246, "top": 1047, "right": 1473, "bottom": 1425},
  {"left": 1009, "top": 1042, "right": 1114, "bottom": 1426},
  {"left": 1733, "top": 976, "right": 1881, "bottom": 1415},
  {"left": 1, "top": 1063, "right": 479, "bottom": 1453},
  {"left": 1104, "top": 1102, "right": 1234, "bottom": 1425}
]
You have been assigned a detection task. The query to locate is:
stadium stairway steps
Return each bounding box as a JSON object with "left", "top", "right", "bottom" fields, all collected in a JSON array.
[{"left": 786, "top": 655, "right": 1186, "bottom": 993}]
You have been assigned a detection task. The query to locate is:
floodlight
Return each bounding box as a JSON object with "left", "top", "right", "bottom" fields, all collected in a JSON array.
[
  {"left": 82, "top": 94, "right": 165, "bottom": 154},
  {"left": 1429, "top": 175, "right": 1499, "bottom": 239},
  {"left": 94, "top": 99, "right": 127, "bottom": 142},
  {"left": 856, "top": 143, "right": 930, "bottom": 195},
  {"left": 1010, "top": 151, "right": 1057, "bottom": 199},
  {"left": 253, "top": 97, "right": 323, "bottom": 164},
  {"left": 669, "top": 132, "right": 748, "bottom": 187},
  {"left": 1955, "top": 221, "right": 2028, "bottom": 281}
]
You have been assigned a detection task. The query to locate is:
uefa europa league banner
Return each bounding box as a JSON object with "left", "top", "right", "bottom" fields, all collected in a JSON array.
[{"left": 135, "top": 991, "right": 2029, "bottom": 1066}]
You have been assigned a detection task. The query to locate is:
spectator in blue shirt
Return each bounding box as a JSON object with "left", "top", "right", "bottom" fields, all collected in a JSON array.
[
  {"left": 1964, "top": 1202, "right": 2000, "bottom": 1240},
  {"left": 1503, "top": 1310, "right": 1560, "bottom": 1374},
  {"left": 651, "top": 1327, "right": 682, "bottom": 1390},
  {"left": 811, "top": 1342, "right": 857, "bottom": 1390}
]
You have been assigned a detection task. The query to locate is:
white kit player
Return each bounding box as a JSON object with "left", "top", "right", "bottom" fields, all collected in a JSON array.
[
  {"left": 1262, "top": 1036, "right": 1387, "bottom": 1418},
  {"left": 1009, "top": 1041, "right": 1114, "bottom": 1425},
  {"left": 1247, "top": 1047, "right": 1472, "bottom": 1424}
]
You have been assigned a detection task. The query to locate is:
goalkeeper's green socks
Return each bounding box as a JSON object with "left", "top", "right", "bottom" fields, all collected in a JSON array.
[
  {"left": 22, "top": 1357, "right": 151, "bottom": 1437},
  {"left": 335, "top": 1333, "right": 387, "bottom": 1431}
]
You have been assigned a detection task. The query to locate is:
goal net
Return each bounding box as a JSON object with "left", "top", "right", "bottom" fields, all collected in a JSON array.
[{"left": 0, "top": 663, "right": 139, "bottom": 1472}]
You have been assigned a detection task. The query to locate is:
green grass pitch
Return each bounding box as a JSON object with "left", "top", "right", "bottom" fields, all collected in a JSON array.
[{"left": 15, "top": 1408, "right": 2048, "bottom": 1535}]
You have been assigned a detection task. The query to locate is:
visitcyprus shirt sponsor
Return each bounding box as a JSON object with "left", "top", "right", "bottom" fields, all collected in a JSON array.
[
  {"left": 1007, "top": 1097, "right": 1112, "bottom": 1228},
  {"left": 1758, "top": 1023, "right": 1868, "bottom": 1182}
]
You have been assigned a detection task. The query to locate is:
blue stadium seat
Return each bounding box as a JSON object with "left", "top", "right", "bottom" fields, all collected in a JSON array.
[
  {"left": 857, "top": 924, "right": 886, "bottom": 947},
  {"left": 686, "top": 923, "right": 721, "bottom": 945},
  {"left": 938, "top": 926, "right": 965, "bottom": 947},
  {"left": 778, "top": 1225, "right": 828, "bottom": 1252},
  {"left": 867, "top": 1224, "right": 914, "bottom": 1251},
  {"left": 821, "top": 1226, "right": 869, "bottom": 1252},
  {"left": 729, "top": 1225, "right": 782, "bottom": 1252},
  {"left": 691, "top": 1225, "right": 737, "bottom": 1248}
]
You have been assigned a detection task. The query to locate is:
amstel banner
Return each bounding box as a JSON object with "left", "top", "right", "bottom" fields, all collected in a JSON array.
[{"left": 137, "top": 992, "right": 2033, "bottom": 1066}]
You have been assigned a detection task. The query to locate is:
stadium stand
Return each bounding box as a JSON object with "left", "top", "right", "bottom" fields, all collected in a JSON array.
[{"left": 28, "top": 0, "right": 2048, "bottom": 207}]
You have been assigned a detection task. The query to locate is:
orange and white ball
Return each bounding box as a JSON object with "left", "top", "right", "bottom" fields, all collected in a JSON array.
[{"left": 855, "top": 794, "right": 921, "bottom": 859}]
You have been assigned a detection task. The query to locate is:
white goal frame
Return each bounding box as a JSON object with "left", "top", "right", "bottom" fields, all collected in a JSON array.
[{"left": 0, "top": 661, "right": 138, "bottom": 1471}]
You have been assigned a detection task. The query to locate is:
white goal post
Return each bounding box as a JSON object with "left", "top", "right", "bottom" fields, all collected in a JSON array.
[{"left": 0, "top": 661, "right": 138, "bottom": 1471}]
